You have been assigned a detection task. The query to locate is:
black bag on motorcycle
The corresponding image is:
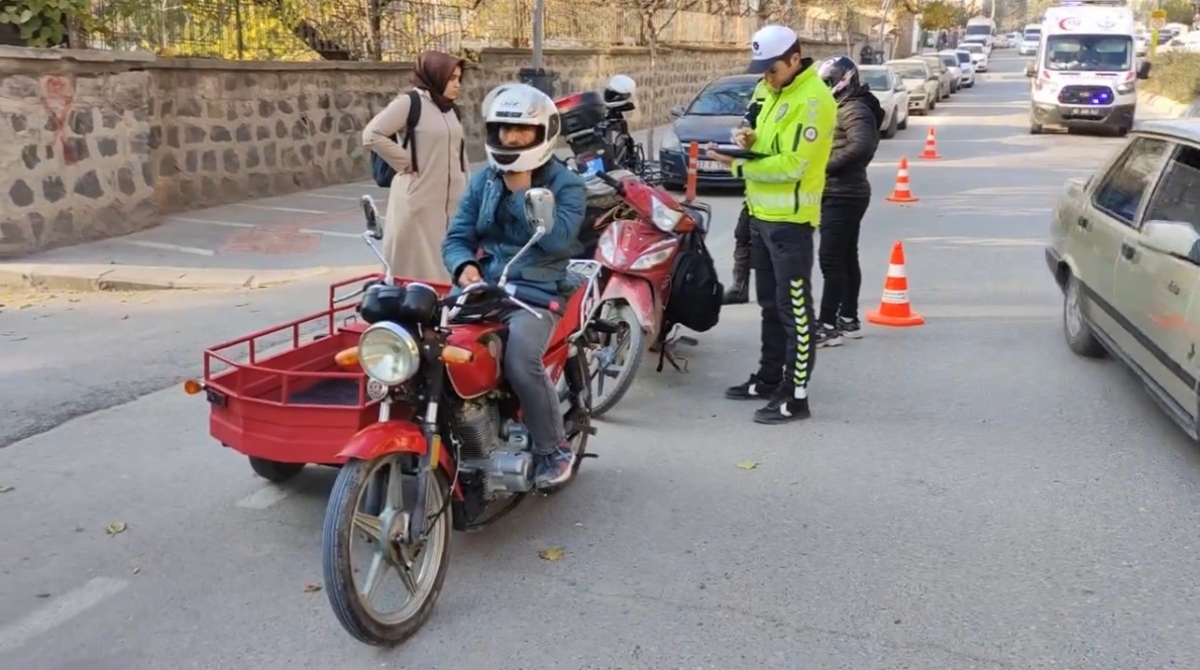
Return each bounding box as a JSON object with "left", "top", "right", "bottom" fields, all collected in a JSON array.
[{"left": 664, "top": 231, "right": 723, "bottom": 333}]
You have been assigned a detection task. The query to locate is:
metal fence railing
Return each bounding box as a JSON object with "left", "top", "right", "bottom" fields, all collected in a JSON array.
[{"left": 83, "top": 0, "right": 878, "bottom": 60}]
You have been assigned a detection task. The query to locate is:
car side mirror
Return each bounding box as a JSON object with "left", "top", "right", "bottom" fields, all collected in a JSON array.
[
  {"left": 668, "top": 105, "right": 684, "bottom": 119},
  {"left": 1141, "top": 220, "right": 1200, "bottom": 262},
  {"left": 1137, "top": 60, "right": 1152, "bottom": 79},
  {"left": 895, "top": 83, "right": 906, "bottom": 92},
  {"left": 1024, "top": 63, "right": 1036, "bottom": 78}
]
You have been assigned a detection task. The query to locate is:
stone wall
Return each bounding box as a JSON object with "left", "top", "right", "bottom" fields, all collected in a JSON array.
[{"left": 0, "top": 38, "right": 859, "bottom": 258}]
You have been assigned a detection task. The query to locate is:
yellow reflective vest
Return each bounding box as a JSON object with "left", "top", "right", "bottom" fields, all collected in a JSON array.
[{"left": 732, "top": 63, "right": 837, "bottom": 227}]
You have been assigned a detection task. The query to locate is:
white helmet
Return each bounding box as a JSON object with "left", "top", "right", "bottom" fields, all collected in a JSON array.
[
  {"left": 481, "top": 83, "right": 561, "bottom": 173},
  {"left": 603, "top": 74, "right": 636, "bottom": 107}
]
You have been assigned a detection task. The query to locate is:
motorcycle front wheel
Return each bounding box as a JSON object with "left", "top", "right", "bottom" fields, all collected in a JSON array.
[
  {"left": 589, "top": 301, "right": 645, "bottom": 418},
  {"left": 321, "top": 455, "right": 451, "bottom": 646}
]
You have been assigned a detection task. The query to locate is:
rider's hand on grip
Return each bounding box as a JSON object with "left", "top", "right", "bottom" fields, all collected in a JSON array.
[{"left": 458, "top": 265, "right": 482, "bottom": 287}]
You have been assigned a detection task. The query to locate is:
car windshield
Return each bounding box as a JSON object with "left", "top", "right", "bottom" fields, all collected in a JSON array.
[
  {"left": 861, "top": 70, "right": 890, "bottom": 91},
  {"left": 685, "top": 80, "right": 755, "bottom": 116},
  {"left": 954, "top": 51, "right": 971, "bottom": 64},
  {"left": 941, "top": 55, "right": 958, "bottom": 67},
  {"left": 891, "top": 62, "right": 927, "bottom": 78},
  {"left": 965, "top": 24, "right": 991, "bottom": 36},
  {"left": 1044, "top": 35, "right": 1132, "bottom": 71},
  {"left": 964, "top": 44, "right": 983, "bottom": 53},
  {"left": 1024, "top": 30, "right": 1041, "bottom": 40}
]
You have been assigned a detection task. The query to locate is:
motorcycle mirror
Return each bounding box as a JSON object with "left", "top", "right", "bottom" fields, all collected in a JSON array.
[
  {"left": 524, "top": 187, "right": 556, "bottom": 234},
  {"left": 361, "top": 195, "right": 383, "bottom": 240}
]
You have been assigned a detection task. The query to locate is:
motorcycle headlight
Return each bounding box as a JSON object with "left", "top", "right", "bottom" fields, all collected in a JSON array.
[
  {"left": 659, "top": 129, "right": 681, "bottom": 152},
  {"left": 649, "top": 195, "right": 684, "bottom": 233},
  {"left": 631, "top": 245, "right": 676, "bottom": 270},
  {"left": 357, "top": 322, "right": 421, "bottom": 386},
  {"left": 597, "top": 225, "right": 618, "bottom": 264}
]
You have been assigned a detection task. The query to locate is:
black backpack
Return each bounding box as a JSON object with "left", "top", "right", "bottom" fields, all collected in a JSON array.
[
  {"left": 370, "top": 90, "right": 466, "bottom": 188},
  {"left": 664, "top": 231, "right": 723, "bottom": 334}
]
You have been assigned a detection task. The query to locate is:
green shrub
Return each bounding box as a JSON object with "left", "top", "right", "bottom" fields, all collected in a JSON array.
[{"left": 1144, "top": 51, "right": 1200, "bottom": 104}]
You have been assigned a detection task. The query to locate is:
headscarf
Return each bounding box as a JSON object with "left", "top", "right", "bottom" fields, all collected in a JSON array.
[{"left": 411, "top": 51, "right": 464, "bottom": 114}]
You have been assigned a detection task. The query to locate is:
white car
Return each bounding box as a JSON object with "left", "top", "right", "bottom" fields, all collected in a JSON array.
[
  {"left": 1135, "top": 32, "right": 1148, "bottom": 56},
  {"left": 946, "top": 49, "right": 977, "bottom": 87},
  {"left": 936, "top": 52, "right": 964, "bottom": 93},
  {"left": 1018, "top": 35, "right": 1040, "bottom": 55},
  {"left": 1158, "top": 31, "right": 1200, "bottom": 54},
  {"left": 859, "top": 65, "right": 910, "bottom": 138},
  {"left": 960, "top": 42, "right": 989, "bottom": 72},
  {"left": 962, "top": 34, "right": 992, "bottom": 54}
]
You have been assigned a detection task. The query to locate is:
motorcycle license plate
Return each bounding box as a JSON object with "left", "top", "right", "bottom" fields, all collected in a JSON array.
[
  {"left": 585, "top": 156, "right": 605, "bottom": 174},
  {"left": 697, "top": 160, "right": 723, "bottom": 171}
]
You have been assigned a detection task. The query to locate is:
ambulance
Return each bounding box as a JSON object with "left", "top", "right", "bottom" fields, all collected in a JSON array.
[{"left": 1026, "top": 0, "right": 1151, "bottom": 135}]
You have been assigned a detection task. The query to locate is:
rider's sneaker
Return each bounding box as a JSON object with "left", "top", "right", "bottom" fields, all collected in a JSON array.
[
  {"left": 815, "top": 323, "right": 843, "bottom": 348},
  {"left": 534, "top": 444, "right": 576, "bottom": 489},
  {"left": 725, "top": 374, "right": 780, "bottom": 400},
  {"left": 837, "top": 316, "right": 863, "bottom": 339}
]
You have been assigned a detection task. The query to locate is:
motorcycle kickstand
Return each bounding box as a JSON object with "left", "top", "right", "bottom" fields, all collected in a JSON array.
[{"left": 659, "top": 325, "right": 696, "bottom": 373}]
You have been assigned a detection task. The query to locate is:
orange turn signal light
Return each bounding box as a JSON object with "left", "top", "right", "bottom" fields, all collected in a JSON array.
[
  {"left": 182, "top": 379, "right": 203, "bottom": 395},
  {"left": 334, "top": 347, "right": 359, "bottom": 367},
  {"left": 440, "top": 345, "right": 474, "bottom": 364}
]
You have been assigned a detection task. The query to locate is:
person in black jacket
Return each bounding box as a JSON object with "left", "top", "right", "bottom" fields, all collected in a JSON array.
[
  {"left": 814, "top": 56, "right": 884, "bottom": 347},
  {"left": 722, "top": 81, "right": 767, "bottom": 305}
]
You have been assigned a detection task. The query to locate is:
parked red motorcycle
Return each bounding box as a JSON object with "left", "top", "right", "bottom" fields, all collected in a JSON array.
[
  {"left": 575, "top": 159, "right": 711, "bottom": 416},
  {"left": 319, "top": 189, "right": 603, "bottom": 646}
]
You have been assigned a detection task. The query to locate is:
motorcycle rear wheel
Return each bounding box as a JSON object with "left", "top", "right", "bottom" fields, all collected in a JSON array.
[
  {"left": 321, "top": 456, "right": 451, "bottom": 646},
  {"left": 589, "top": 301, "right": 645, "bottom": 418}
]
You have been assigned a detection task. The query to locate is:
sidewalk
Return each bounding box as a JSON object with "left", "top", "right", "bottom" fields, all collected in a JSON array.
[{"left": 0, "top": 125, "right": 672, "bottom": 292}]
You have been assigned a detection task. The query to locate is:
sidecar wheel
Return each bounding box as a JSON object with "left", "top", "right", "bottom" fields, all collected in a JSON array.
[
  {"left": 321, "top": 457, "right": 452, "bottom": 646},
  {"left": 248, "top": 457, "right": 304, "bottom": 483}
]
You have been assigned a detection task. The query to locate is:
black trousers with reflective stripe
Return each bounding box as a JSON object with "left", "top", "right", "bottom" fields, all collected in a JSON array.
[{"left": 748, "top": 216, "right": 816, "bottom": 393}]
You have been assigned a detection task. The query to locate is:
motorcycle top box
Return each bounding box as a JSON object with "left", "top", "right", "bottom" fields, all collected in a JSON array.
[{"left": 555, "top": 90, "right": 608, "bottom": 140}]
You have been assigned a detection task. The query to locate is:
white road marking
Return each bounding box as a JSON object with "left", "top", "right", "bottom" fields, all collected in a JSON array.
[
  {"left": 233, "top": 203, "right": 326, "bottom": 214},
  {"left": 0, "top": 577, "right": 129, "bottom": 654},
  {"left": 298, "top": 228, "right": 361, "bottom": 239},
  {"left": 118, "top": 240, "right": 216, "bottom": 256},
  {"left": 236, "top": 483, "right": 297, "bottom": 509},
  {"left": 169, "top": 217, "right": 255, "bottom": 228},
  {"left": 303, "top": 194, "right": 361, "bottom": 201}
]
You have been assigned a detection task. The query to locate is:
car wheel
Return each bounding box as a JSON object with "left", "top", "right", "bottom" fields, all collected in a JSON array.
[
  {"left": 898, "top": 111, "right": 909, "bottom": 130},
  {"left": 882, "top": 112, "right": 897, "bottom": 139},
  {"left": 1030, "top": 119, "right": 1044, "bottom": 134},
  {"left": 1063, "top": 273, "right": 1106, "bottom": 358}
]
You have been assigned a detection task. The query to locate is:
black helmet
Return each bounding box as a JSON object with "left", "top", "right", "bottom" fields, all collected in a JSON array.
[{"left": 817, "top": 55, "right": 860, "bottom": 100}]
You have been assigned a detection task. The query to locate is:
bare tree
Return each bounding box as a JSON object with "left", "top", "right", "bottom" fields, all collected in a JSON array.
[{"left": 621, "top": 0, "right": 703, "bottom": 151}]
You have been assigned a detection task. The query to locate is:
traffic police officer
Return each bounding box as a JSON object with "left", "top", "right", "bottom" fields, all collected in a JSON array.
[{"left": 707, "top": 25, "right": 838, "bottom": 424}]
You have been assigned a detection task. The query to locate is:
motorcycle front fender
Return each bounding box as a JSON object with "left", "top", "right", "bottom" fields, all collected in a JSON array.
[
  {"left": 337, "top": 421, "right": 462, "bottom": 499},
  {"left": 599, "top": 274, "right": 660, "bottom": 338}
]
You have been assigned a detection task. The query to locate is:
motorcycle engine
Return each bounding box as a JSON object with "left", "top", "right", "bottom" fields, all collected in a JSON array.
[{"left": 451, "top": 399, "right": 533, "bottom": 496}]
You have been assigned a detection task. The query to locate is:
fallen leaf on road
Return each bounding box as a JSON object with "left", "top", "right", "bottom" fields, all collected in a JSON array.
[
  {"left": 35, "top": 593, "right": 51, "bottom": 599},
  {"left": 538, "top": 547, "right": 566, "bottom": 562},
  {"left": 105, "top": 522, "right": 128, "bottom": 536},
  {"left": 132, "top": 567, "right": 141, "bottom": 575},
  {"left": 736, "top": 460, "right": 759, "bottom": 470},
  {"left": 303, "top": 583, "right": 322, "bottom": 593},
  {"left": 0, "top": 485, "right": 14, "bottom": 493}
]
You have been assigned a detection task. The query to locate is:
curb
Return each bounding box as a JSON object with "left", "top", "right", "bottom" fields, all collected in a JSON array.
[
  {"left": 0, "top": 263, "right": 380, "bottom": 292},
  {"left": 1139, "top": 92, "right": 1190, "bottom": 117}
]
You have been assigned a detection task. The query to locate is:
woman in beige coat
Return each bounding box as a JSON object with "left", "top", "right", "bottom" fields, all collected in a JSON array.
[{"left": 362, "top": 51, "right": 468, "bottom": 284}]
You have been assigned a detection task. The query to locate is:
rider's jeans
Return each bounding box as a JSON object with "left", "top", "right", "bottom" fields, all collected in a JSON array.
[{"left": 499, "top": 307, "right": 566, "bottom": 454}]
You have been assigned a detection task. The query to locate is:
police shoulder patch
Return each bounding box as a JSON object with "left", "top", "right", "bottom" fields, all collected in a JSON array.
[
  {"left": 802, "top": 126, "right": 819, "bottom": 142},
  {"left": 775, "top": 103, "right": 789, "bottom": 121}
]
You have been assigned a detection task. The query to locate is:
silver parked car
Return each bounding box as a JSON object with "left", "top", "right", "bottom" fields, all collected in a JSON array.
[
  {"left": 1046, "top": 119, "right": 1200, "bottom": 438},
  {"left": 859, "top": 65, "right": 910, "bottom": 138}
]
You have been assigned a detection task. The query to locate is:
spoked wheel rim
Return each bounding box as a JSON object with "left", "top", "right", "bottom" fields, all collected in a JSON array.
[
  {"left": 590, "top": 304, "right": 635, "bottom": 402},
  {"left": 348, "top": 456, "right": 447, "bottom": 625},
  {"left": 1065, "top": 280, "right": 1084, "bottom": 339}
]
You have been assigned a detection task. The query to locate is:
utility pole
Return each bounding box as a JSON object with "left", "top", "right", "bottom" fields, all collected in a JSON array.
[
  {"left": 521, "top": 0, "right": 555, "bottom": 96},
  {"left": 532, "top": 0, "right": 545, "bottom": 68}
]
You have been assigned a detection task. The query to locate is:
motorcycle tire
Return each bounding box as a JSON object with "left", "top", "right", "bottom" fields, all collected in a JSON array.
[
  {"left": 589, "top": 301, "right": 646, "bottom": 419},
  {"left": 544, "top": 345, "right": 594, "bottom": 495},
  {"left": 321, "top": 457, "right": 452, "bottom": 646}
]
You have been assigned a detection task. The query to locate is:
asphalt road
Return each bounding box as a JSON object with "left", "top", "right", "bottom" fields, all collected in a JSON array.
[{"left": 4, "top": 52, "right": 1200, "bottom": 669}]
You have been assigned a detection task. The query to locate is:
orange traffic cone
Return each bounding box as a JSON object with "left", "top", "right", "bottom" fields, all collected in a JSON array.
[
  {"left": 866, "top": 241, "right": 925, "bottom": 328},
  {"left": 919, "top": 127, "right": 941, "bottom": 159},
  {"left": 885, "top": 157, "right": 919, "bottom": 203}
]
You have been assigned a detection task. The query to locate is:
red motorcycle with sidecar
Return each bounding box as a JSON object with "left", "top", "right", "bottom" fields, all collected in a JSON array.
[{"left": 187, "top": 190, "right": 608, "bottom": 646}]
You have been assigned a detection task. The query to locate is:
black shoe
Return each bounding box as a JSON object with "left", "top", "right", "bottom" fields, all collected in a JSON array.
[
  {"left": 838, "top": 316, "right": 863, "bottom": 339},
  {"left": 723, "top": 283, "right": 749, "bottom": 305},
  {"left": 724, "top": 374, "right": 780, "bottom": 400},
  {"left": 815, "top": 323, "right": 843, "bottom": 348},
  {"left": 533, "top": 445, "right": 576, "bottom": 489},
  {"left": 753, "top": 392, "right": 811, "bottom": 425}
]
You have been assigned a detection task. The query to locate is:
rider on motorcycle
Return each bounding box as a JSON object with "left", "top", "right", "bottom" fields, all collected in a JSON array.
[{"left": 441, "top": 83, "right": 587, "bottom": 489}]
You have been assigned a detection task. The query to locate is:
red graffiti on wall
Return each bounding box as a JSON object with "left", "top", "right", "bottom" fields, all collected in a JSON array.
[{"left": 39, "top": 75, "right": 78, "bottom": 165}]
